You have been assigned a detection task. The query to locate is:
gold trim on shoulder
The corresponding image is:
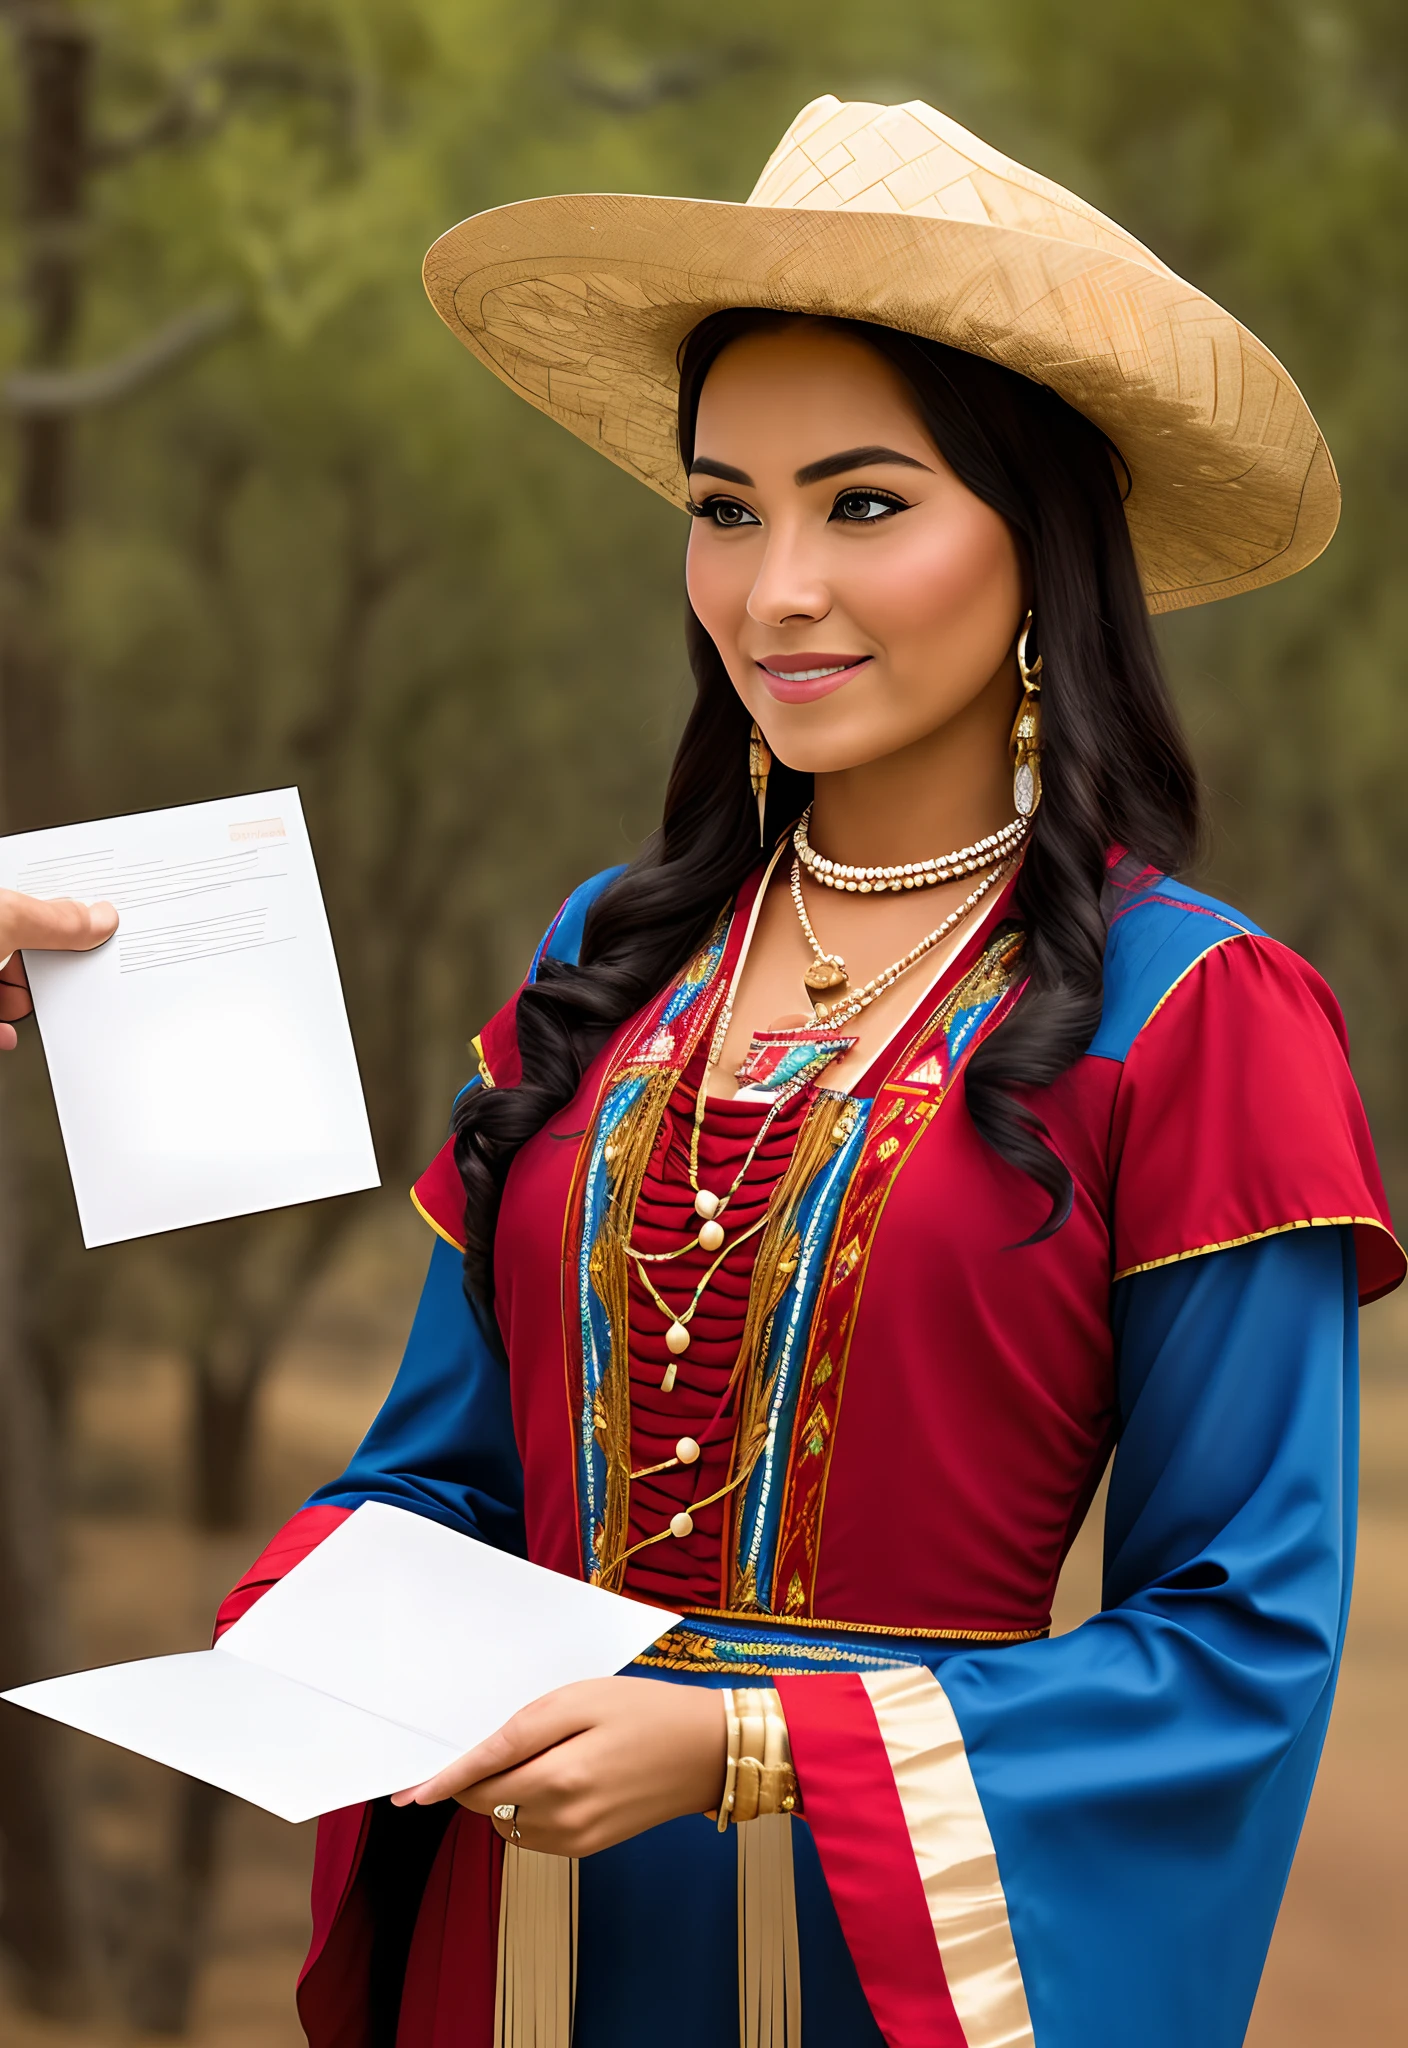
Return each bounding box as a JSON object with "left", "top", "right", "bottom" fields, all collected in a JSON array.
[
  {"left": 409, "top": 1184, "right": 466, "bottom": 1253},
  {"left": 470, "top": 1031, "right": 496, "bottom": 1088},
  {"left": 1113, "top": 1213, "right": 1404, "bottom": 1282}
]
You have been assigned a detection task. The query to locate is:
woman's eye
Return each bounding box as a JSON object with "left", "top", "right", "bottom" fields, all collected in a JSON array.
[
  {"left": 690, "top": 496, "right": 760, "bottom": 528},
  {"left": 831, "top": 490, "right": 904, "bottom": 523}
]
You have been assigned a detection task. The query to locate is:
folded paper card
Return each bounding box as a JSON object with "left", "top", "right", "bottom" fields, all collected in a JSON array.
[
  {"left": 2, "top": 1504, "right": 679, "bottom": 1824},
  {"left": 0, "top": 788, "right": 379, "bottom": 1244}
]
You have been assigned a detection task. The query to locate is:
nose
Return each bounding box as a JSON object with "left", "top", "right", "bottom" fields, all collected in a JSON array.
[{"left": 746, "top": 521, "right": 831, "bottom": 628}]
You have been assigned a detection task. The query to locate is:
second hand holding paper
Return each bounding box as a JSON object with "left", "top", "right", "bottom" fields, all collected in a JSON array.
[{"left": 0, "top": 788, "right": 378, "bottom": 1245}]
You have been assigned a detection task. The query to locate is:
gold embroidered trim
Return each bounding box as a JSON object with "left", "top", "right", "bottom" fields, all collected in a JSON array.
[
  {"left": 590, "top": 1066, "right": 677, "bottom": 1589},
  {"left": 725, "top": 1091, "right": 857, "bottom": 1609},
  {"left": 1113, "top": 1214, "right": 1403, "bottom": 1282},
  {"left": 677, "top": 1605, "right": 1048, "bottom": 1644},
  {"left": 645, "top": 1625, "right": 921, "bottom": 1672},
  {"left": 637, "top": 1649, "right": 810, "bottom": 1677}
]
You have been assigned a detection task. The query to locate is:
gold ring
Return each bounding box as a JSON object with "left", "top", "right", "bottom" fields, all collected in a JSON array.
[{"left": 492, "top": 1802, "right": 521, "bottom": 1844}]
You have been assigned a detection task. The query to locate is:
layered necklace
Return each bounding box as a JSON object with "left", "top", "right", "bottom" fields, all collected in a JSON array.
[
  {"left": 626, "top": 972, "right": 853, "bottom": 1384},
  {"left": 608, "top": 815, "right": 1019, "bottom": 1566},
  {"left": 789, "top": 804, "right": 1022, "bottom": 1025},
  {"left": 623, "top": 808, "right": 1021, "bottom": 1365},
  {"left": 790, "top": 854, "right": 1013, "bottom": 1026}
]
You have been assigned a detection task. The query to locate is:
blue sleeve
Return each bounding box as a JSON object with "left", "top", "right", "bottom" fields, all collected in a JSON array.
[
  {"left": 305, "top": 1234, "right": 526, "bottom": 1554},
  {"left": 938, "top": 1226, "right": 1357, "bottom": 2048}
]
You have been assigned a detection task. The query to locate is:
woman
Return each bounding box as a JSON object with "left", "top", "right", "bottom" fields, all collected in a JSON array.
[{"left": 219, "top": 96, "right": 1401, "bottom": 2048}]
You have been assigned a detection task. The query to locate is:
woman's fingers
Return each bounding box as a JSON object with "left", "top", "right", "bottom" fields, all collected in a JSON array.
[
  {"left": 454, "top": 1738, "right": 611, "bottom": 1857},
  {"left": 390, "top": 1680, "right": 607, "bottom": 1808}
]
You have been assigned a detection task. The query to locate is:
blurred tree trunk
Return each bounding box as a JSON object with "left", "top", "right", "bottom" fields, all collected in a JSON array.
[
  {"left": 3, "top": 2, "right": 88, "bottom": 828},
  {"left": 184, "top": 1204, "right": 347, "bottom": 1532},
  {"left": 192, "top": 1335, "right": 265, "bottom": 1534},
  {"left": 0, "top": 5, "right": 93, "bottom": 2016},
  {"left": 0, "top": 1116, "right": 89, "bottom": 2014}
]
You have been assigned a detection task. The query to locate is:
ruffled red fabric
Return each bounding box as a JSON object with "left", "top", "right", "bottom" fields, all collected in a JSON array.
[
  {"left": 621, "top": 1055, "right": 809, "bottom": 1609},
  {"left": 1110, "top": 935, "right": 1404, "bottom": 1303}
]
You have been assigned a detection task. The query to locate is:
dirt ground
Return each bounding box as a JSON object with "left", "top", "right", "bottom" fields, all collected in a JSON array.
[{"left": 2, "top": 1198, "right": 1404, "bottom": 2044}]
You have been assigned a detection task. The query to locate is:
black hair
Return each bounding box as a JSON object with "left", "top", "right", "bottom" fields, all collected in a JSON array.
[{"left": 453, "top": 309, "right": 1201, "bottom": 1300}]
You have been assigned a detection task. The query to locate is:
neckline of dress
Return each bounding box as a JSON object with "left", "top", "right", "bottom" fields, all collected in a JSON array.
[{"left": 704, "top": 845, "right": 1023, "bottom": 1108}]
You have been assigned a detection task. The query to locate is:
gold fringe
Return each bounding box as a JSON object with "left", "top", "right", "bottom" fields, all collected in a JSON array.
[
  {"left": 737, "top": 1816, "right": 802, "bottom": 2048},
  {"left": 588, "top": 1068, "right": 677, "bottom": 1586},
  {"left": 494, "top": 1845, "right": 578, "bottom": 2048}
]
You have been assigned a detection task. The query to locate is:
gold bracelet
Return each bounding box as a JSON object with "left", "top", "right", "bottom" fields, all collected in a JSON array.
[
  {"left": 717, "top": 1687, "right": 740, "bottom": 1833},
  {"left": 717, "top": 1686, "right": 797, "bottom": 1828}
]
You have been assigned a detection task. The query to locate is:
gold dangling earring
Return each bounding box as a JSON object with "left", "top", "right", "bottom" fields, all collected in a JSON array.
[
  {"left": 1010, "top": 611, "right": 1043, "bottom": 819},
  {"left": 749, "top": 720, "right": 772, "bottom": 848}
]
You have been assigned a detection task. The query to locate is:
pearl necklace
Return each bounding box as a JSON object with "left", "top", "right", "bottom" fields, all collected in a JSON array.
[{"left": 794, "top": 803, "right": 1026, "bottom": 892}]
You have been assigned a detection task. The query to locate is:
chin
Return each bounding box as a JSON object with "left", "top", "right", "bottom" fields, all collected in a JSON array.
[
  {"left": 757, "top": 700, "right": 925, "bottom": 778},
  {"left": 772, "top": 736, "right": 902, "bottom": 776}
]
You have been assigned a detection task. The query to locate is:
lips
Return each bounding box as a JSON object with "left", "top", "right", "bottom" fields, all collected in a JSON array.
[{"left": 756, "top": 654, "right": 871, "bottom": 704}]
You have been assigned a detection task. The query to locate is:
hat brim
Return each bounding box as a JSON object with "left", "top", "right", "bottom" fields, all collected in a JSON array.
[{"left": 423, "top": 192, "right": 1338, "bottom": 614}]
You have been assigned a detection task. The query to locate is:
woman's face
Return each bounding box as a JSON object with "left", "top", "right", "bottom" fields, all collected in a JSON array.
[{"left": 684, "top": 321, "right": 1025, "bottom": 776}]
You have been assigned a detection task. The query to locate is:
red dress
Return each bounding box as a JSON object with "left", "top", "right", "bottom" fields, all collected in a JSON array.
[{"left": 217, "top": 856, "right": 1403, "bottom": 2048}]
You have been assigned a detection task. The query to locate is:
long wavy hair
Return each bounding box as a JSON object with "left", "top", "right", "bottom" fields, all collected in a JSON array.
[{"left": 453, "top": 309, "right": 1202, "bottom": 1302}]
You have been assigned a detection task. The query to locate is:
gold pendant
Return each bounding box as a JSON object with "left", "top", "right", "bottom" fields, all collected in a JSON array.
[{"left": 802, "top": 957, "right": 848, "bottom": 991}]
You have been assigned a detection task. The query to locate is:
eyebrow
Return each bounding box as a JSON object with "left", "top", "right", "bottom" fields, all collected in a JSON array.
[
  {"left": 794, "top": 445, "right": 933, "bottom": 486},
  {"left": 687, "top": 446, "right": 933, "bottom": 491},
  {"left": 688, "top": 458, "right": 754, "bottom": 485}
]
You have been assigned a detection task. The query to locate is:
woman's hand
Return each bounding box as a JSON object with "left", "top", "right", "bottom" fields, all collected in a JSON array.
[
  {"left": 0, "top": 891, "right": 118, "bottom": 1050},
  {"left": 391, "top": 1676, "right": 727, "bottom": 1859}
]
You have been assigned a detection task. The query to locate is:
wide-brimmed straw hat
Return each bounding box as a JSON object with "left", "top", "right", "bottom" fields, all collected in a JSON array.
[{"left": 423, "top": 95, "right": 1336, "bottom": 613}]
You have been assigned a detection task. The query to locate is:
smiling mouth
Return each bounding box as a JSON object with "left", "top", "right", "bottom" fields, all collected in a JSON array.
[
  {"left": 756, "top": 654, "right": 871, "bottom": 703},
  {"left": 758, "top": 657, "right": 868, "bottom": 681}
]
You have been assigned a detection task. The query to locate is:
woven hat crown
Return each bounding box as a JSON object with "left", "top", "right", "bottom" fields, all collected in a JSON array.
[{"left": 748, "top": 95, "right": 1161, "bottom": 268}]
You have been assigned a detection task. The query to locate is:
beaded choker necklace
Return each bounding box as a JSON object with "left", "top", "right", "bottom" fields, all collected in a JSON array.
[{"left": 794, "top": 802, "right": 1026, "bottom": 892}]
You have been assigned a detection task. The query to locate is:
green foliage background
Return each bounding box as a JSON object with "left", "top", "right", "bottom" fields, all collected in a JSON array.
[{"left": 5, "top": 0, "right": 1407, "bottom": 1207}]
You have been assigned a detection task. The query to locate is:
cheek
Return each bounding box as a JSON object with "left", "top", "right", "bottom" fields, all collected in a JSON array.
[
  {"left": 685, "top": 532, "right": 744, "bottom": 641},
  {"left": 855, "top": 509, "right": 1021, "bottom": 658}
]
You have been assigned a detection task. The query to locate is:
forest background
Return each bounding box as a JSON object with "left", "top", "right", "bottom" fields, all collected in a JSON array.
[{"left": 0, "top": 0, "right": 1404, "bottom": 2041}]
